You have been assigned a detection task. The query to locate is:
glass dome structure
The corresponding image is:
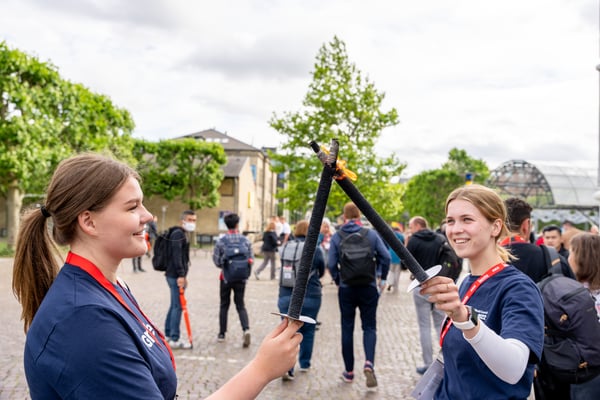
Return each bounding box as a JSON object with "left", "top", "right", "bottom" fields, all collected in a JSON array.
[{"left": 487, "top": 160, "right": 598, "bottom": 225}]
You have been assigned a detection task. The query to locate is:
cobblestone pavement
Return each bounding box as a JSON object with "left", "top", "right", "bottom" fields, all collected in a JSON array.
[{"left": 0, "top": 251, "right": 436, "bottom": 400}]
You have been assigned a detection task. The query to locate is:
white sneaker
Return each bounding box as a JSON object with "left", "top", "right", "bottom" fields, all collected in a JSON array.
[{"left": 168, "top": 339, "right": 192, "bottom": 350}]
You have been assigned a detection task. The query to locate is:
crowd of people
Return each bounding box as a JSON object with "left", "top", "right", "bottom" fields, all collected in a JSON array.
[{"left": 10, "top": 152, "right": 600, "bottom": 399}]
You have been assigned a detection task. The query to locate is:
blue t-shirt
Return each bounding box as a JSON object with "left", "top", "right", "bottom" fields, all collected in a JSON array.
[
  {"left": 25, "top": 264, "right": 177, "bottom": 399},
  {"left": 435, "top": 266, "right": 544, "bottom": 400}
]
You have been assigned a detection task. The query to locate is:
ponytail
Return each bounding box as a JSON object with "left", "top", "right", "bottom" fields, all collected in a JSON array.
[{"left": 12, "top": 207, "right": 61, "bottom": 333}]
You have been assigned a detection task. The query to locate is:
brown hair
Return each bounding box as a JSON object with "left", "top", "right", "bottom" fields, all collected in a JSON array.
[
  {"left": 570, "top": 233, "right": 600, "bottom": 290},
  {"left": 445, "top": 184, "right": 513, "bottom": 262},
  {"left": 343, "top": 202, "right": 360, "bottom": 220},
  {"left": 265, "top": 221, "right": 276, "bottom": 231},
  {"left": 12, "top": 153, "right": 139, "bottom": 332},
  {"left": 294, "top": 220, "right": 309, "bottom": 237}
]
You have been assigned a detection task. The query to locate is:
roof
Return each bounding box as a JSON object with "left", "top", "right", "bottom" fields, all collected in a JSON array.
[
  {"left": 180, "top": 128, "right": 261, "bottom": 152},
  {"left": 487, "top": 159, "right": 599, "bottom": 225},
  {"left": 222, "top": 156, "right": 248, "bottom": 178},
  {"left": 488, "top": 159, "right": 598, "bottom": 208}
]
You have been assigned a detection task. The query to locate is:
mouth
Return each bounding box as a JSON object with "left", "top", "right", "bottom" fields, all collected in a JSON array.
[
  {"left": 133, "top": 229, "right": 146, "bottom": 237},
  {"left": 453, "top": 238, "right": 468, "bottom": 245}
]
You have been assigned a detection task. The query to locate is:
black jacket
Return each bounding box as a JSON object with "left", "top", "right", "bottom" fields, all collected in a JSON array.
[
  {"left": 165, "top": 227, "right": 190, "bottom": 278},
  {"left": 407, "top": 229, "right": 444, "bottom": 270},
  {"left": 261, "top": 231, "right": 279, "bottom": 252}
]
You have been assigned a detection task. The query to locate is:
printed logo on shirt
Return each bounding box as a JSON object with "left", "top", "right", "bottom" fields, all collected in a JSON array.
[
  {"left": 141, "top": 323, "right": 156, "bottom": 348},
  {"left": 476, "top": 308, "right": 487, "bottom": 322}
]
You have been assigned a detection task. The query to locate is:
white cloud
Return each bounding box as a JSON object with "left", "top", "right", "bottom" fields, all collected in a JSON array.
[{"left": 1, "top": 0, "right": 598, "bottom": 178}]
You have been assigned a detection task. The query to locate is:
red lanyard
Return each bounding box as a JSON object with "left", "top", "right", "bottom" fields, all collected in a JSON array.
[
  {"left": 439, "top": 263, "right": 506, "bottom": 347},
  {"left": 66, "top": 252, "right": 176, "bottom": 370}
]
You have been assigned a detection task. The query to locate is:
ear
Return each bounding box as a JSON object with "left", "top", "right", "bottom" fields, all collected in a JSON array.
[
  {"left": 491, "top": 219, "right": 502, "bottom": 237},
  {"left": 77, "top": 210, "right": 97, "bottom": 236}
]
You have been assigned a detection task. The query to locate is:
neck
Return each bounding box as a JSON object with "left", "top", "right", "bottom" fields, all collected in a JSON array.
[
  {"left": 468, "top": 249, "right": 504, "bottom": 276},
  {"left": 69, "top": 245, "right": 119, "bottom": 283}
]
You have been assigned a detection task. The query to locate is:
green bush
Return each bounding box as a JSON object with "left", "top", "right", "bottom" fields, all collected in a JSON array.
[{"left": 0, "top": 242, "right": 14, "bottom": 258}]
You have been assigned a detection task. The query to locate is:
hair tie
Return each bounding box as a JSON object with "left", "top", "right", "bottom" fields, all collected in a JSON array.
[{"left": 40, "top": 205, "right": 51, "bottom": 218}]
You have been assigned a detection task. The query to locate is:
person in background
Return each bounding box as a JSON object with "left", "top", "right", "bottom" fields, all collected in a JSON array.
[
  {"left": 213, "top": 213, "right": 253, "bottom": 347},
  {"left": 11, "top": 153, "right": 303, "bottom": 400},
  {"left": 542, "top": 224, "right": 570, "bottom": 260},
  {"left": 406, "top": 216, "right": 446, "bottom": 375},
  {"left": 147, "top": 215, "right": 159, "bottom": 256},
  {"left": 279, "top": 216, "right": 292, "bottom": 245},
  {"left": 420, "top": 184, "right": 544, "bottom": 399},
  {"left": 501, "top": 197, "right": 552, "bottom": 283},
  {"left": 277, "top": 220, "right": 325, "bottom": 380},
  {"left": 567, "top": 233, "right": 600, "bottom": 399},
  {"left": 255, "top": 221, "right": 280, "bottom": 280},
  {"left": 562, "top": 220, "right": 583, "bottom": 250},
  {"left": 328, "top": 202, "right": 390, "bottom": 389},
  {"left": 385, "top": 221, "right": 405, "bottom": 293},
  {"left": 164, "top": 210, "right": 196, "bottom": 349}
]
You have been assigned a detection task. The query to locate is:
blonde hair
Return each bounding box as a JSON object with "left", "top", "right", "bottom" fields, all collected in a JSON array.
[
  {"left": 12, "top": 153, "right": 138, "bottom": 332},
  {"left": 445, "top": 184, "right": 513, "bottom": 262}
]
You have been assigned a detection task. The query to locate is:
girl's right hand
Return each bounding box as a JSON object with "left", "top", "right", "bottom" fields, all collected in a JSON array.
[{"left": 251, "top": 318, "right": 303, "bottom": 381}]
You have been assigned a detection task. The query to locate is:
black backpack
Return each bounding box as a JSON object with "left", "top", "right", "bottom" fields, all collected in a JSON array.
[
  {"left": 436, "top": 239, "right": 461, "bottom": 282},
  {"left": 538, "top": 274, "right": 600, "bottom": 384},
  {"left": 152, "top": 227, "right": 181, "bottom": 271},
  {"left": 220, "top": 235, "right": 251, "bottom": 283},
  {"left": 280, "top": 239, "right": 304, "bottom": 288},
  {"left": 338, "top": 228, "right": 376, "bottom": 286}
]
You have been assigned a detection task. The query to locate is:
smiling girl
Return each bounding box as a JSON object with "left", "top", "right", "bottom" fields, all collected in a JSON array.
[
  {"left": 12, "top": 153, "right": 302, "bottom": 400},
  {"left": 419, "top": 184, "right": 544, "bottom": 399}
]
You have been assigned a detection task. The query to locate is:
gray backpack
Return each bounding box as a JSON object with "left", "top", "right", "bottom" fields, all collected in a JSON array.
[{"left": 280, "top": 240, "right": 304, "bottom": 288}]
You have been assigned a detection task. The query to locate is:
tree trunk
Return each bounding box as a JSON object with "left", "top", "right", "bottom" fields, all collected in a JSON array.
[{"left": 6, "top": 183, "right": 23, "bottom": 248}]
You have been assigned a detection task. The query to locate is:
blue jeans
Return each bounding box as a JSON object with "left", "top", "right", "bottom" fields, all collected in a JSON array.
[
  {"left": 571, "top": 372, "right": 600, "bottom": 399},
  {"left": 278, "top": 294, "right": 322, "bottom": 369},
  {"left": 165, "top": 276, "right": 182, "bottom": 341},
  {"left": 338, "top": 285, "right": 379, "bottom": 373}
]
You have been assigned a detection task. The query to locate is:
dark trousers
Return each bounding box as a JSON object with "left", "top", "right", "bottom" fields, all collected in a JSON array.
[
  {"left": 338, "top": 285, "right": 379, "bottom": 373},
  {"left": 219, "top": 280, "right": 249, "bottom": 334}
]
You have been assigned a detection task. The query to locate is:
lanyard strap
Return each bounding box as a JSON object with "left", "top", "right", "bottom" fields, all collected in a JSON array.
[
  {"left": 65, "top": 252, "right": 176, "bottom": 370},
  {"left": 439, "top": 262, "right": 506, "bottom": 346}
]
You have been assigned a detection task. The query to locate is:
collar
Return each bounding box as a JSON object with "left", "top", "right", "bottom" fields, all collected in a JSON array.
[{"left": 499, "top": 234, "right": 529, "bottom": 246}]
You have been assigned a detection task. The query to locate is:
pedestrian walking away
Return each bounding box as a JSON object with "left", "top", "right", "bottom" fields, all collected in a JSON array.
[
  {"left": 328, "top": 202, "right": 390, "bottom": 389},
  {"left": 277, "top": 220, "right": 326, "bottom": 381},
  {"left": 213, "top": 212, "right": 253, "bottom": 347}
]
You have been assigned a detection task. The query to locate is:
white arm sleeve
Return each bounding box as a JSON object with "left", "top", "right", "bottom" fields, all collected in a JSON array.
[{"left": 464, "top": 322, "right": 530, "bottom": 384}]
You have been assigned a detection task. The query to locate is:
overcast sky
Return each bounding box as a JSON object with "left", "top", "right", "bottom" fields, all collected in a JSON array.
[{"left": 1, "top": 0, "right": 599, "bottom": 178}]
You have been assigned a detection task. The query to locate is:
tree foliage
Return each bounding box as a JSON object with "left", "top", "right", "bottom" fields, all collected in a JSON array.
[
  {"left": 269, "top": 36, "right": 405, "bottom": 222},
  {"left": 133, "top": 138, "right": 227, "bottom": 210},
  {"left": 402, "top": 148, "right": 490, "bottom": 227},
  {"left": 0, "top": 41, "right": 135, "bottom": 245}
]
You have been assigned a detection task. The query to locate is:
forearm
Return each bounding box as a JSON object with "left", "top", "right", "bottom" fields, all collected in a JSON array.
[
  {"left": 204, "top": 359, "right": 270, "bottom": 400},
  {"left": 464, "top": 322, "right": 529, "bottom": 384}
]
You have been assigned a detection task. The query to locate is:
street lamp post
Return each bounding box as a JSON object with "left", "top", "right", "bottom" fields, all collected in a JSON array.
[{"left": 594, "top": 65, "right": 600, "bottom": 226}]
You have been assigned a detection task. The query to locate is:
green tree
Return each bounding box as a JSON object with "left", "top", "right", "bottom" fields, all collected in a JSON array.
[
  {"left": 133, "top": 138, "right": 227, "bottom": 210},
  {"left": 0, "top": 41, "right": 135, "bottom": 246},
  {"left": 269, "top": 36, "right": 405, "bottom": 222},
  {"left": 402, "top": 148, "right": 490, "bottom": 227}
]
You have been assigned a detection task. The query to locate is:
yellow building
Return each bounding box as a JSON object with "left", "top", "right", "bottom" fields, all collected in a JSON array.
[{"left": 142, "top": 129, "right": 278, "bottom": 244}]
